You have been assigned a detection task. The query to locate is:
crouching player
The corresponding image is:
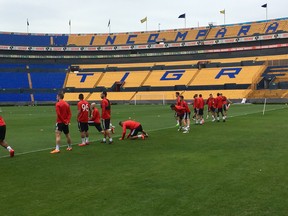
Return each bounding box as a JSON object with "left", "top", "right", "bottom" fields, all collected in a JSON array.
[
  {"left": 0, "top": 115, "right": 14, "bottom": 157},
  {"left": 118, "top": 120, "right": 148, "bottom": 140}
]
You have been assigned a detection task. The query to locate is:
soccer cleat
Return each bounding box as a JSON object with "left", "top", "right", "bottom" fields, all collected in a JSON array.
[
  {"left": 141, "top": 134, "right": 145, "bottom": 140},
  {"left": 50, "top": 149, "right": 60, "bottom": 154},
  {"left": 108, "top": 140, "right": 113, "bottom": 144},
  {"left": 176, "top": 123, "right": 179, "bottom": 127},
  {"left": 85, "top": 142, "right": 90, "bottom": 145},
  {"left": 66, "top": 147, "right": 72, "bottom": 151},
  {"left": 111, "top": 126, "right": 115, "bottom": 134},
  {"left": 144, "top": 133, "right": 149, "bottom": 138},
  {"left": 100, "top": 140, "right": 106, "bottom": 143},
  {"left": 9, "top": 149, "right": 14, "bottom": 157},
  {"left": 78, "top": 143, "right": 87, "bottom": 147},
  {"left": 183, "top": 130, "right": 189, "bottom": 134},
  {"left": 223, "top": 119, "right": 226, "bottom": 122}
]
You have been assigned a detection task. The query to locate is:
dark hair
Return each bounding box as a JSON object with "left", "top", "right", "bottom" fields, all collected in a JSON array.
[
  {"left": 176, "top": 92, "right": 180, "bottom": 96},
  {"left": 79, "top": 93, "right": 84, "bottom": 100},
  {"left": 118, "top": 121, "right": 123, "bottom": 126},
  {"left": 57, "top": 93, "right": 64, "bottom": 99},
  {"left": 199, "top": 94, "right": 202, "bottom": 97},
  {"left": 180, "top": 95, "right": 184, "bottom": 99},
  {"left": 170, "top": 104, "right": 175, "bottom": 108},
  {"left": 102, "top": 91, "right": 107, "bottom": 97}
]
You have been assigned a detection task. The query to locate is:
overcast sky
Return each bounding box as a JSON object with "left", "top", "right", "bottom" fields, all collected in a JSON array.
[{"left": 0, "top": 0, "right": 287, "bottom": 34}]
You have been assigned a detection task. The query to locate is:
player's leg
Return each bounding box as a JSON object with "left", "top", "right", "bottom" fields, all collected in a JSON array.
[
  {"left": 84, "top": 123, "right": 89, "bottom": 144},
  {"left": 105, "top": 119, "right": 113, "bottom": 144},
  {"left": 0, "top": 125, "right": 14, "bottom": 157},
  {"left": 78, "top": 122, "right": 87, "bottom": 146},
  {"left": 51, "top": 123, "right": 62, "bottom": 153},
  {"left": 62, "top": 124, "right": 72, "bottom": 150}
]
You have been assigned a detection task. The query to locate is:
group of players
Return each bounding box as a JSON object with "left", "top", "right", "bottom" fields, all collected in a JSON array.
[
  {"left": 170, "top": 92, "right": 231, "bottom": 133},
  {"left": 50, "top": 91, "right": 148, "bottom": 154}
]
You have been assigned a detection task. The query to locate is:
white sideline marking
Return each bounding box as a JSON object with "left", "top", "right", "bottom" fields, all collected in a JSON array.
[{"left": 0, "top": 106, "right": 284, "bottom": 159}]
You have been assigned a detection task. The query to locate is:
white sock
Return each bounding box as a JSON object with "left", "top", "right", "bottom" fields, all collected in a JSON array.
[
  {"left": 103, "top": 138, "right": 106, "bottom": 142},
  {"left": 109, "top": 138, "right": 113, "bottom": 142},
  {"left": 67, "top": 144, "right": 72, "bottom": 148},
  {"left": 55, "top": 145, "right": 60, "bottom": 151},
  {"left": 85, "top": 137, "right": 89, "bottom": 143},
  {"left": 6, "top": 146, "right": 12, "bottom": 151},
  {"left": 81, "top": 138, "right": 85, "bottom": 144}
]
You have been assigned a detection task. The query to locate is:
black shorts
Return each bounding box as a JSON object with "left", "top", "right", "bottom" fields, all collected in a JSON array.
[
  {"left": 0, "top": 125, "right": 6, "bottom": 141},
  {"left": 223, "top": 104, "right": 227, "bottom": 111},
  {"left": 217, "top": 108, "right": 223, "bottom": 113},
  {"left": 178, "top": 113, "right": 184, "bottom": 120},
  {"left": 56, "top": 123, "right": 69, "bottom": 135},
  {"left": 78, "top": 122, "right": 89, "bottom": 132},
  {"left": 89, "top": 122, "right": 102, "bottom": 132},
  {"left": 184, "top": 112, "right": 190, "bottom": 120},
  {"left": 131, "top": 125, "right": 143, "bottom": 136},
  {"left": 198, "top": 109, "right": 204, "bottom": 116},
  {"left": 208, "top": 107, "right": 216, "bottom": 112},
  {"left": 194, "top": 108, "right": 197, "bottom": 114},
  {"left": 101, "top": 119, "right": 110, "bottom": 130}
]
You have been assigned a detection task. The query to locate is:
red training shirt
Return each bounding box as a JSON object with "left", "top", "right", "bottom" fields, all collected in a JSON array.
[
  {"left": 77, "top": 100, "right": 90, "bottom": 122},
  {"left": 181, "top": 100, "right": 191, "bottom": 113},
  {"left": 89, "top": 108, "right": 100, "bottom": 123},
  {"left": 197, "top": 97, "right": 205, "bottom": 109},
  {"left": 215, "top": 96, "right": 223, "bottom": 109},
  {"left": 101, "top": 98, "right": 111, "bottom": 119},
  {"left": 0, "top": 116, "right": 6, "bottom": 126},
  {"left": 174, "top": 105, "right": 186, "bottom": 115},
  {"left": 56, "top": 100, "right": 72, "bottom": 124}
]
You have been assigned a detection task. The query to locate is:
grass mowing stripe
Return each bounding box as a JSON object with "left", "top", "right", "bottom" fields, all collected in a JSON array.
[{"left": 0, "top": 105, "right": 285, "bottom": 159}]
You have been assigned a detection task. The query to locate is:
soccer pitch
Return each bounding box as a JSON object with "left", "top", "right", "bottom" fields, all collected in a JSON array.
[{"left": 1, "top": 104, "right": 288, "bottom": 216}]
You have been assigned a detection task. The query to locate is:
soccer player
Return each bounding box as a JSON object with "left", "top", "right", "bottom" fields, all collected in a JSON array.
[
  {"left": 88, "top": 103, "right": 115, "bottom": 135},
  {"left": 192, "top": 94, "right": 198, "bottom": 121},
  {"left": 175, "top": 92, "right": 181, "bottom": 126},
  {"left": 51, "top": 93, "right": 72, "bottom": 154},
  {"left": 206, "top": 93, "right": 216, "bottom": 122},
  {"left": 221, "top": 93, "right": 232, "bottom": 120},
  {"left": 180, "top": 95, "right": 191, "bottom": 133},
  {"left": 170, "top": 104, "right": 187, "bottom": 132},
  {"left": 100, "top": 91, "right": 113, "bottom": 144},
  {"left": 197, "top": 94, "right": 205, "bottom": 125},
  {"left": 118, "top": 120, "right": 148, "bottom": 140},
  {"left": 215, "top": 93, "right": 225, "bottom": 122},
  {"left": 77, "top": 93, "right": 90, "bottom": 146},
  {"left": 0, "top": 115, "right": 14, "bottom": 157}
]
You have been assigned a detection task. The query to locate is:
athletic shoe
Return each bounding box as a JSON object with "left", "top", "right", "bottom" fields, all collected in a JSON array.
[
  {"left": 78, "top": 143, "right": 87, "bottom": 147},
  {"left": 223, "top": 119, "right": 226, "bottom": 122},
  {"left": 176, "top": 123, "right": 179, "bottom": 127},
  {"left": 111, "top": 126, "right": 115, "bottom": 134},
  {"left": 141, "top": 134, "right": 145, "bottom": 140},
  {"left": 108, "top": 140, "right": 113, "bottom": 144},
  {"left": 144, "top": 133, "right": 149, "bottom": 138},
  {"left": 66, "top": 147, "right": 72, "bottom": 151},
  {"left": 100, "top": 140, "right": 106, "bottom": 143},
  {"left": 9, "top": 149, "right": 14, "bottom": 157},
  {"left": 50, "top": 149, "right": 60, "bottom": 154},
  {"left": 183, "top": 130, "right": 189, "bottom": 134},
  {"left": 85, "top": 142, "right": 90, "bottom": 145}
]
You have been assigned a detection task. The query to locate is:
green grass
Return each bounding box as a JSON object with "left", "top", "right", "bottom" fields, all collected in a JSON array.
[{"left": 1, "top": 104, "right": 288, "bottom": 216}]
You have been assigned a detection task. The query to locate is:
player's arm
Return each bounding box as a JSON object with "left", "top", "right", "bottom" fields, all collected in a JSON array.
[
  {"left": 77, "top": 104, "right": 81, "bottom": 121},
  {"left": 89, "top": 110, "right": 96, "bottom": 121},
  {"left": 56, "top": 104, "right": 65, "bottom": 123},
  {"left": 67, "top": 106, "right": 72, "bottom": 124},
  {"left": 101, "top": 101, "right": 106, "bottom": 118},
  {"left": 120, "top": 125, "right": 126, "bottom": 140}
]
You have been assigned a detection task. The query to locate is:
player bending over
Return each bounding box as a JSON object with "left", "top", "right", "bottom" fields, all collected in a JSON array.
[
  {"left": 0, "top": 115, "right": 14, "bottom": 157},
  {"left": 118, "top": 120, "right": 148, "bottom": 140}
]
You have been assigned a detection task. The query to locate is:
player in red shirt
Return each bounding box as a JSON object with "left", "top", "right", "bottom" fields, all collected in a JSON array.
[
  {"left": 77, "top": 93, "right": 90, "bottom": 146},
  {"left": 197, "top": 94, "right": 205, "bottom": 125},
  {"left": 180, "top": 95, "right": 191, "bottom": 133},
  {"left": 192, "top": 94, "right": 198, "bottom": 121},
  {"left": 0, "top": 115, "right": 14, "bottom": 157},
  {"left": 206, "top": 93, "right": 216, "bottom": 122},
  {"left": 175, "top": 92, "right": 181, "bottom": 126},
  {"left": 51, "top": 93, "right": 72, "bottom": 154},
  {"left": 101, "top": 91, "right": 113, "bottom": 144},
  {"left": 221, "top": 93, "right": 232, "bottom": 121},
  {"left": 118, "top": 120, "right": 148, "bottom": 140},
  {"left": 170, "top": 104, "right": 188, "bottom": 132},
  {"left": 215, "top": 93, "right": 225, "bottom": 122}
]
